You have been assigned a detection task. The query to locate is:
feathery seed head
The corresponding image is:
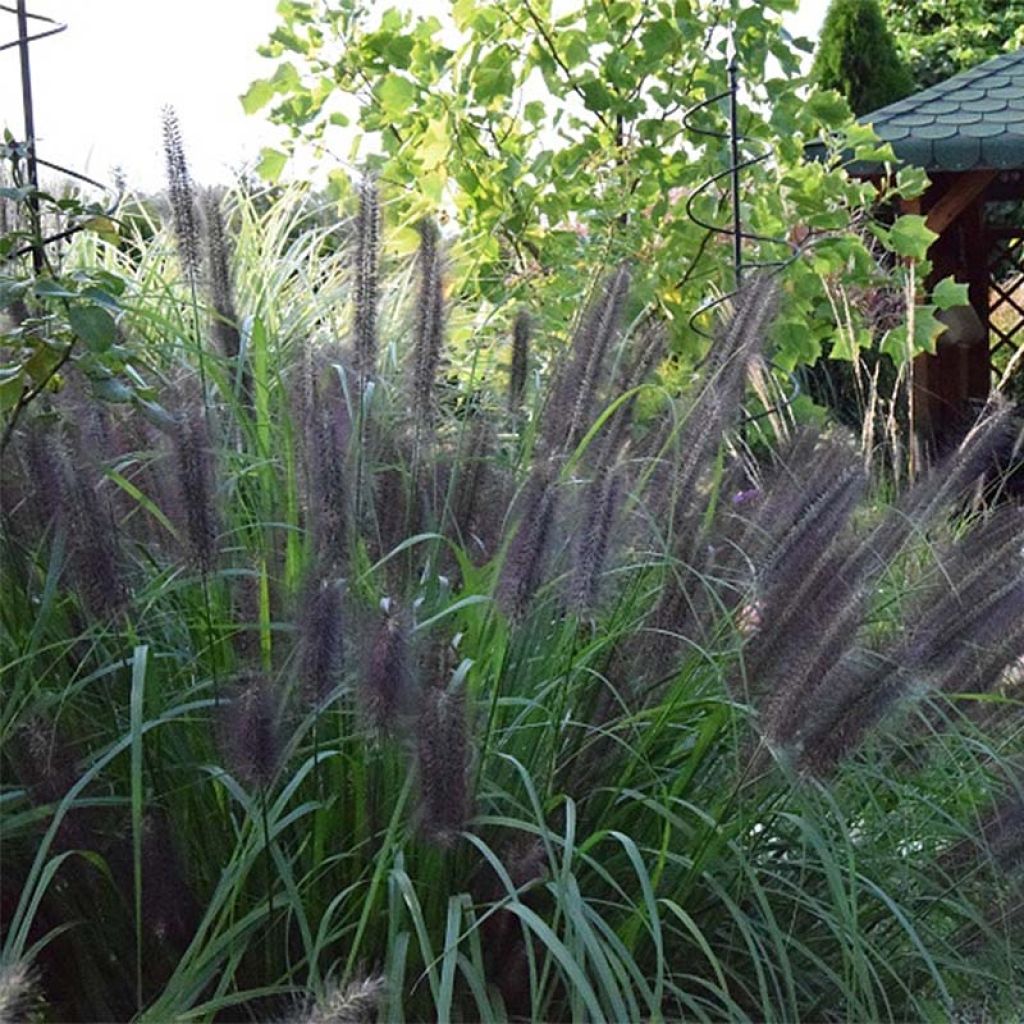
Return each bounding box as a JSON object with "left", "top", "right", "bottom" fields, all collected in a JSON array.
[
  {"left": 509, "top": 309, "right": 531, "bottom": 414},
  {"left": 173, "top": 408, "right": 219, "bottom": 573},
  {"left": 298, "top": 975, "right": 386, "bottom": 1024},
  {"left": 411, "top": 218, "right": 445, "bottom": 426},
  {"left": 297, "top": 572, "right": 345, "bottom": 705},
  {"left": 363, "top": 607, "right": 411, "bottom": 731},
  {"left": 231, "top": 569, "right": 263, "bottom": 666},
  {"left": 161, "top": 106, "right": 201, "bottom": 286},
  {"left": 542, "top": 266, "right": 630, "bottom": 455},
  {"left": 221, "top": 674, "right": 281, "bottom": 790},
  {"left": 199, "top": 187, "right": 241, "bottom": 361},
  {"left": 497, "top": 465, "right": 558, "bottom": 619},
  {"left": 417, "top": 683, "right": 470, "bottom": 847},
  {"left": 0, "top": 960, "right": 36, "bottom": 1024},
  {"left": 353, "top": 175, "right": 381, "bottom": 387},
  {"left": 307, "top": 364, "right": 351, "bottom": 570},
  {"left": 140, "top": 809, "right": 198, "bottom": 949},
  {"left": 570, "top": 467, "right": 624, "bottom": 615}
]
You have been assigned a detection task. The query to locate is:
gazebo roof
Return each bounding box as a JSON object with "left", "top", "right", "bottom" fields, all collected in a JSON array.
[{"left": 862, "top": 49, "right": 1024, "bottom": 171}]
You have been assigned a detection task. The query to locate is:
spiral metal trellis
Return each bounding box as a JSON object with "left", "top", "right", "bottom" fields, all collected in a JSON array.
[
  {"left": 2, "top": 0, "right": 114, "bottom": 269},
  {"left": 680, "top": 37, "right": 803, "bottom": 419}
]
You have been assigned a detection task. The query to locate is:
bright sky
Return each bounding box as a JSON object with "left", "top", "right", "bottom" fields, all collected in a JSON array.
[{"left": 0, "top": 0, "right": 828, "bottom": 194}]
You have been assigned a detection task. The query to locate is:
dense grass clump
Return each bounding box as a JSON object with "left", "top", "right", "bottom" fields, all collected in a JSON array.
[{"left": 1, "top": 172, "right": 1023, "bottom": 1023}]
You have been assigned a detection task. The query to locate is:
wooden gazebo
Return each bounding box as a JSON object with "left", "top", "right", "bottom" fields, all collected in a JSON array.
[{"left": 853, "top": 49, "right": 1024, "bottom": 441}]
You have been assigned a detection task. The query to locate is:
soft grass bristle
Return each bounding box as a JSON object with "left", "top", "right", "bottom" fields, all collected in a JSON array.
[
  {"left": 161, "top": 106, "right": 201, "bottom": 286},
  {"left": 417, "top": 684, "right": 470, "bottom": 847}
]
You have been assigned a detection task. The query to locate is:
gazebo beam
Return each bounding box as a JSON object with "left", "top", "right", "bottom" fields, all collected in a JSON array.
[{"left": 924, "top": 170, "right": 997, "bottom": 235}]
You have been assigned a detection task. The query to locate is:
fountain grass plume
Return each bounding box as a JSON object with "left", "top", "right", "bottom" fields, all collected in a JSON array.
[
  {"left": 139, "top": 809, "right": 198, "bottom": 950},
  {"left": 297, "top": 975, "right": 385, "bottom": 1024},
  {"left": 297, "top": 571, "right": 344, "bottom": 705},
  {"left": 353, "top": 175, "right": 380, "bottom": 388},
  {"left": 199, "top": 188, "right": 241, "bottom": 362},
  {"left": 231, "top": 568, "right": 263, "bottom": 666},
  {"left": 0, "top": 959, "right": 37, "bottom": 1024},
  {"left": 308, "top": 364, "right": 351, "bottom": 571},
  {"left": 220, "top": 674, "right": 281, "bottom": 790},
  {"left": 496, "top": 463, "right": 558, "bottom": 619},
  {"left": 17, "top": 417, "right": 127, "bottom": 617},
  {"left": 417, "top": 683, "right": 470, "bottom": 847},
  {"left": 672, "top": 275, "right": 780, "bottom": 510},
  {"left": 362, "top": 606, "right": 411, "bottom": 732},
  {"left": 767, "top": 506, "right": 1024, "bottom": 774},
  {"left": 450, "top": 410, "right": 495, "bottom": 551},
  {"left": 509, "top": 308, "right": 531, "bottom": 414},
  {"left": 541, "top": 266, "right": 630, "bottom": 456},
  {"left": 173, "top": 405, "right": 220, "bottom": 574},
  {"left": 570, "top": 466, "right": 624, "bottom": 615},
  {"left": 745, "top": 403, "right": 1022, "bottom": 732},
  {"left": 161, "top": 106, "right": 201, "bottom": 287},
  {"left": 411, "top": 218, "right": 445, "bottom": 427}
]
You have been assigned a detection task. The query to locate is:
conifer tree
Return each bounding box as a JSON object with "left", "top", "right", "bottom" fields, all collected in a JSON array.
[{"left": 812, "top": 0, "right": 915, "bottom": 116}]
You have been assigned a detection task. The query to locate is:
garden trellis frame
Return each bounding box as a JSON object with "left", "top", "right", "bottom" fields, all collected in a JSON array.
[
  {"left": 680, "top": 34, "right": 801, "bottom": 423},
  {"left": 1, "top": 0, "right": 114, "bottom": 269}
]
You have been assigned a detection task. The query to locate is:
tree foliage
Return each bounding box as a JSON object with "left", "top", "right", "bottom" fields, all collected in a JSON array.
[
  {"left": 243, "top": 0, "right": 957, "bottom": 376},
  {"left": 811, "top": 0, "right": 914, "bottom": 115},
  {"left": 882, "top": 0, "right": 1024, "bottom": 88}
]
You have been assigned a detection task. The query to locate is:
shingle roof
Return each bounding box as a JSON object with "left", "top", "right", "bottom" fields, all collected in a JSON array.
[{"left": 862, "top": 49, "right": 1024, "bottom": 171}]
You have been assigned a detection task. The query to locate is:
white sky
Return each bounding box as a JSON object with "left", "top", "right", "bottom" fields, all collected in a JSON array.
[{"left": 0, "top": 0, "right": 828, "bottom": 194}]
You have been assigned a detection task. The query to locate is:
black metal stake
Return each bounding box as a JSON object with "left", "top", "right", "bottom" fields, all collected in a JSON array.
[
  {"left": 15, "top": 0, "right": 42, "bottom": 271},
  {"left": 727, "top": 39, "right": 743, "bottom": 292}
]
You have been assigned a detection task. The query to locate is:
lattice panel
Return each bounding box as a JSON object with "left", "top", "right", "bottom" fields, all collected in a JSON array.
[{"left": 987, "top": 232, "right": 1024, "bottom": 368}]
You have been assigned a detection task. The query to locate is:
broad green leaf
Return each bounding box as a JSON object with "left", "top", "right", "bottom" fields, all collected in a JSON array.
[
  {"left": 34, "top": 278, "right": 77, "bottom": 300},
  {"left": 931, "top": 276, "right": 969, "bottom": 310},
  {"left": 377, "top": 73, "right": 417, "bottom": 117},
  {"left": 640, "top": 20, "right": 677, "bottom": 60},
  {"left": 0, "top": 278, "right": 29, "bottom": 310},
  {"left": 68, "top": 305, "right": 116, "bottom": 351},
  {"left": 807, "top": 90, "right": 851, "bottom": 129},
  {"left": 473, "top": 47, "right": 514, "bottom": 104},
  {"left": 888, "top": 214, "right": 937, "bottom": 260},
  {"left": 0, "top": 371, "right": 22, "bottom": 411},
  {"left": 256, "top": 147, "right": 289, "bottom": 182},
  {"left": 92, "top": 377, "right": 133, "bottom": 403},
  {"left": 880, "top": 305, "right": 944, "bottom": 360},
  {"left": 579, "top": 78, "right": 614, "bottom": 113},
  {"left": 241, "top": 78, "right": 276, "bottom": 115},
  {"left": 894, "top": 165, "right": 930, "bottom": 199},
  {"left": 418, "top": 118, "right": 449, "bottom": 169}
]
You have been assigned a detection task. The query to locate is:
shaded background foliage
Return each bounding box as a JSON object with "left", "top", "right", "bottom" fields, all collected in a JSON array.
[
  {"left": 244, "top": 0, "right": 942, "bottom": 378},
  {"left": 882, "top": 0, "right": 1024, "bottom": 89}
]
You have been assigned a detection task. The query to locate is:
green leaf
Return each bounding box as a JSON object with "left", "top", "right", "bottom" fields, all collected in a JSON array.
[
  {"left": 92, "top": 377, "right": 133, "bottom": 403},
  {"left": 418, "top": 118, "right": 449, "bottom": 169},
  {"left": 579, "top": 78, "right": 614, "bottom": 113},
  {"left": 524, "top": 100, "right": 546, "bottom": 126},
  {"left": 894, "top": 165, "right": 930, "bottom": 199},
  {"left": 241, "top": 78, "right": 276, "bottom": 115},
  {"left": 807, "top": 90, "right": 852, "bottom": 129},
  {"left": 640, "top": 20, "right": 677, "bottom": 60},
  {"left": 377, "top": 73, "right": 417, "bottom": 117},
  {"left": 256, "top": 147, "right": 289, "bottom": 183},
  {"left": 771, "top": 317, "right": 821, "bottom": 372},
  {"left": 34, "top": 278, "right": 77, "bottom": 300},
  {"left": 931, "top": 275, "right": 969, "bottom": 310},
  {"left": 887, "top": 214, "right": 937, "bottom": 260},
  {"left": 0, "top": 278, "right": 29, "bottom": 310},
  {"left": 68, "top": 305, "right": 116, "bottom": 351},
  {"left": 473, "top": 48, "right": 514, "bottom": 104},
  {"left": 0, "top": 371, "right": 22, "bottom": 412},
  {"left": 880, "top": 305, "right": 944, "bottom": 360}
]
